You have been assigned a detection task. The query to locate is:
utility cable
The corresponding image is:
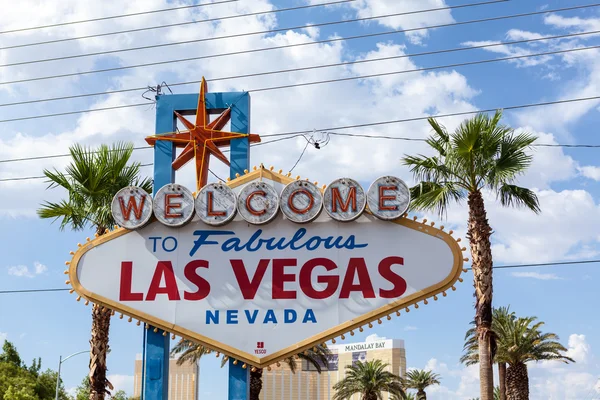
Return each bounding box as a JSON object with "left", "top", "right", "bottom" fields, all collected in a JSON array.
[
  {"left": 0, "top": 0, "right": 383, "bottom": 51},
  {"left": 2, "top": 258, "right": 600, "bottom": 295},
  {"left": 2, "top": 48, "right": 600, "bottom": 125},
  {"left": 3, "top": 1, "right": 589, "bottom": 69},
  {"left": 2, "top": 29, "right": 598, "bottom": 106},
  {"left": 2, "top": 20, "right": 596, "bottom": 88},
  {"left": 0, "top": 0, "right": 238, "bottom": 35}
]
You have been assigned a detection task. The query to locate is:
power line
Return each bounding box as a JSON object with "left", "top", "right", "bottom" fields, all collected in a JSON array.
[
  {"left": 0, "top": 0, "right": 399, "bottom": 51},
  {"left": 3, "top": 51, "right": 600, "bottom": 125},
  {"left": 0, "top": 0, "right": 238, "bottom": 35},
  {"left": 1, "top": 95, "right": 600, "bottom": 171},
  {"left": 2, "top": 258, "right": 599, "bottom": 295},
  {"left": 0, "top": 163, "right": 153, "bottom": 183},
  {"left": 3, "top": 29, "right": 598, "bottom": 107},
  {"left": 3, "top": 1, "right": 589, "bottom": 69}
]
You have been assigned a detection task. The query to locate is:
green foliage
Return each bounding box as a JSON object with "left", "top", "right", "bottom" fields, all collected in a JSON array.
[
  {"left": 0, "top": 341, "right": 69, "bottom": 400},
  {"left": 333, "top": 359, "right": 404, "bottom": 400},
  {"left": 37, "top": 142, "right": 153, "bottom": 233},
  {"left": 402, "top": 110, "right": 540, "bottom": 217},
  {"left": 402, "top": 369, "right": 441, "bottom": 399},
  {"left": 461, "top": 306, "right": 574, "bottom": 366},
  {"left": 111, "top": 390, "right": 129, "bottom": 400},
  {"left": 74, "top": 376, "right": 91, "bottom": 400}
]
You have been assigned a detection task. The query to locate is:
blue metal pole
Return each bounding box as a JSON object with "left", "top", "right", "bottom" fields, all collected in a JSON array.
[
  {"left": 142, "top": 89, "right": 251, "bottom": 399},
  {"left": 142, "top": 95, "right": 176, "bottom": 400},
  {"left": 227, "top": 92, "right": 251, "bottom": 399}
]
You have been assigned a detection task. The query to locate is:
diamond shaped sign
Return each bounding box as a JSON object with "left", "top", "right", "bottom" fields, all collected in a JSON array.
[{"left": 68, "top": 168, "right": 464, "bottom": 368}]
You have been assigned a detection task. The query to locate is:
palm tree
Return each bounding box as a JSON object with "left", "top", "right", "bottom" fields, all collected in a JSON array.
[
  {"left": 462, "top": 307, "right": 516, "bottom": 400},
  {"left": 462, "top": 309, "right": 574, "bottom": 400},
  {"left": 171, "top": 339, "right": 331, "bottom": 400},
  {"left": 402, "top": 369, "right": 440, "bottom": 400},
  {"left": 501, "top": 316, "right": 573, "bottom": 399},
  {"left": 333, "top": 359, "right": 405, "bottom": 400},
  {"left": 38, "top": 142, "right": 152, "bottom": 400},
  {"left": 402, "top": 111, "right": 540, "bottom": 400}
]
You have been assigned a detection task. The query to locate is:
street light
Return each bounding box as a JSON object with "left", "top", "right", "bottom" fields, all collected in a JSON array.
[{"left": 55, "top": 350, "right": 88, "bottom": 400}]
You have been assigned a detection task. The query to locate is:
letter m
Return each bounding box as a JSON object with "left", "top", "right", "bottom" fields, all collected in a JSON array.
[
  {"left": 332, "top": 187, "right": 357, "bottom": 212},
  {"left": 118, "top": 195, "right": 146, "bottom": 221}
]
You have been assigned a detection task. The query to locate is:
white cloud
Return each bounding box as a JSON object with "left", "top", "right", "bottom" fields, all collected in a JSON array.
[
  {"left": 107, "top": 374, "right": 134, "bottom": 396},
  {"left": 511, "top": 271, "right": 562, "bottom": 280},
  {"left": 403, "top": 326, "right": 418, "bottom": 331},
  {"left": 579, "top": 166, "right": 600, "bottom": 181},
  {"left": 347, "top": 0, "right": 455, "bottom": 45},
  {"left": 566, "top": 334, "right": 591, "bottom": 364},
  {"left": 365, "top": 333, "right": 387, "bottom": 342},
  {"left": 7, "top": 262, "right": 48, "bottom": 278}
]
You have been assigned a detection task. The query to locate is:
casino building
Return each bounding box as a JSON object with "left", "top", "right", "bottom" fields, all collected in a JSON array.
[
  {"left": 133, "top": 354, "right": 199, "bottom": 400},
  {"left": 260, "top": 338, "right": 406, "bottom": 400}
]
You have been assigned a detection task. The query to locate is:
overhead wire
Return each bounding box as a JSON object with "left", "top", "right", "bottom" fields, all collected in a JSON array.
[
  {"left": 3, "top": 2, "right": 592, "bottom": 69},
  {"left": 0, "top": 0, "right": 480, "bottom": 51},
  {"left": 0, "top": 0, "right": 239, "bottom": 35},
  {"left": 2, "top": 258, "right": 600, "bottom": 295},
  {"left": 2, "top": 29, "right": 599, "bottom": 107}
]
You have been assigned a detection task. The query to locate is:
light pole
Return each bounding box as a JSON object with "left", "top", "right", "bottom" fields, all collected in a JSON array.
[{"left": 55, "top": 350, "right": 88, "bottom": 400}]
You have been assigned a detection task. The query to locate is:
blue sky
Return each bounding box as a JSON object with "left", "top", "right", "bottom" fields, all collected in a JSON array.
[{"left": 1, "top": 0, "right": 600, "bottom": 398}]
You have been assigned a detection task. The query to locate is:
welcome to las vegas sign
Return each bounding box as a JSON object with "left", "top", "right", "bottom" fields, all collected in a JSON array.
[{"left": 67, "top": 166, "right": 465, "bottom": 369}]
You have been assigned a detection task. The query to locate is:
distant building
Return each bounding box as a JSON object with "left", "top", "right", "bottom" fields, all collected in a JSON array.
[
  {"left": 260, "top": 338, "right": 406, "bottom": 400},
  {"left": 133, "top": 354, "right": 198, "bottom": 400}
]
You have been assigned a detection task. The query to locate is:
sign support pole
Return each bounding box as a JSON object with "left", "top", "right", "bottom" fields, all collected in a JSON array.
[{"left": 142, "top": 90, "right": 251, "bottom": 399}]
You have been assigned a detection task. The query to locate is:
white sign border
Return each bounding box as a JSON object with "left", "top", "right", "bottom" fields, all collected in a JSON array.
[{"left": 67, "top": 166, "right": 466, "bottom": 369}]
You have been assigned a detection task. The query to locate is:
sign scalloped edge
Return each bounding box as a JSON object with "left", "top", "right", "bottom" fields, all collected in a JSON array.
[{"left": 66, "top": 165, "right": 467, "bottom": 369}]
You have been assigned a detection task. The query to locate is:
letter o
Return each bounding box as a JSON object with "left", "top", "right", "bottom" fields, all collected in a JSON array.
[
  {"left": 280, "top": 180, "right": 323, "bottom": 223},
  {"left": 238, "top": 182, "right": 279, "bottom": 225}
]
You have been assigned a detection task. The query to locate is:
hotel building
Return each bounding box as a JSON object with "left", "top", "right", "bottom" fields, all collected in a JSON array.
[
  {"left": 133, "top": 354, "right": 199, "bottom": 400},
  {"left": 260, "top": 338, "right": 406, "bottom": 400}
]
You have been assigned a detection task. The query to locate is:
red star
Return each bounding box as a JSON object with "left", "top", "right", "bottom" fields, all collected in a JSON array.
[{"left": 146, "top": 77, "right": 261, "bottom": 190}]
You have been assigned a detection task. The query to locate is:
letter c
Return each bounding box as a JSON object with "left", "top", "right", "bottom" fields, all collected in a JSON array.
[{"left": 246, "top": 190, "right": 267, "bottom": 216}]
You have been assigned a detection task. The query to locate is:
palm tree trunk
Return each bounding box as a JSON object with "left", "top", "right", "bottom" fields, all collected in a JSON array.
[
  {"left": 467, "top": 190, "right": 495, "bottom": 400},
  {"left": 89, "top": 304, "right": 112, "bottom": 399},
  {"left": 506, "top": 363, "right": 528, "bottom": 400},
  {"left": 417, "top": 389, "right": 426, "bottom": 400},
  {"left": 249, "top": 368, "right": 263, "bottom": 400},
  {"left": 498, "top": 362, "right": 507, "bottom": 400}
]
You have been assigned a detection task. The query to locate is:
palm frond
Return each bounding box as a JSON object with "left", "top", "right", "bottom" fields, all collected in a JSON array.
[{"left": 498, "top": 184, "right": 541, "bottom": 214}]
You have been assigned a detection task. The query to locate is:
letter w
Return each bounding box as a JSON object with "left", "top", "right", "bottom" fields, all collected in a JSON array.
[
  {"left": 118, "top": 195, "right": 146, "bottom": 221},
  {"left": 231, "top": 259, "right": 269, "bottom": 300}
]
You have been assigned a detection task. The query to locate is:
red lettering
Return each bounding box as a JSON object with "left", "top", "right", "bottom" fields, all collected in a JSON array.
[
  {"left": 272, "top": 259, "right": 297, "bottom": 299},
  {"left": 378, "top": 257, "right": 407, "bottom": 298},
  {"left": 207, "top": 191, "right": 226, "bottom": 216},
  {"left": 299, "top": 258, "right": 339, "bottom": 299},
  {"left": 288, "top": 189, "right": 313, "bottom": 215},
  {"left": 379, "top": 186, "right": 398, "bottom": 211},
  {"left": 246, "top": 191, "right": 266, "bottom": 216},
  {"left": 332, "top": 187, "right": 356, "bottom": 212},
  {"left": 165, "top": 193, "right": 183, "bottom": 218},
  {"left": 118, "top": 196, "right": 146, "bottom": 221},
  {"left": 146, "top": 261, "right": 181, "bottom": 301},
  {"left": 339, "top": 258, "right": 375, "bottom": 298},
  {"left": 231, "top": 259, "right": 269, "bottom": 299},
  {"left": 119, "top": 261, "right": 143, "bottom": 301},
  {"left": 183, "top": 260, "right": 211, "bottom": 300}
]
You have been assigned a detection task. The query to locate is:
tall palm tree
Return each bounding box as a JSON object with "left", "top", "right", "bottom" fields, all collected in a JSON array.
[
  {"left": 171, "top": 339, "right": 331, "bottom": 400},
  {"left": 462, "top": 307, "right": 516, "bottom": 400},
  {"left": 402, "top": 369, "right": 440, "bottom": 400},
  {"left": 402, "top": 111, "right": 540, "bottom": 400},
  {"left": 38, "top": 142, "right": 152, "bottom": 400},
  {"left": 462, "top": 309, "right": 574, "bottom": 399},
  {"left": 333, "top": 359, "right": 405, "bottom": 400}
]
